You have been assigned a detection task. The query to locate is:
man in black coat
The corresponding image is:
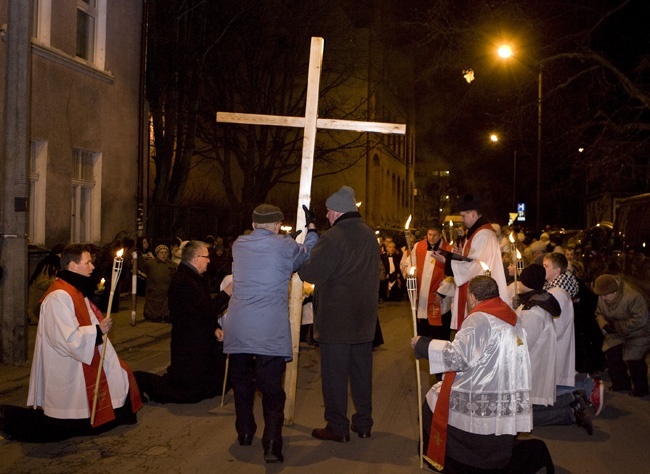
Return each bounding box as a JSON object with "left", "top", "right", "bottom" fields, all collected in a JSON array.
[
  {"left": 298, "top": 185, "right": 379, "bottom": 442},
  {"left": 135, "top": 241, "right": 231, "bottom": 403}
]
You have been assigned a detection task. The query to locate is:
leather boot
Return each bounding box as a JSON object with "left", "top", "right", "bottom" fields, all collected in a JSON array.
[{"left": 626, "top": 359, "right": 649, "bottom": 397}]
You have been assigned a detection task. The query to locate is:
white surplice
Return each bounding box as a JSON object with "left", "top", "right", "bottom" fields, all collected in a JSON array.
[
  {"left": 424, "top": 311, "right": 532, "bottom": 436},
  {"left": 450, "top": 227, "right": 509, "bottom": 330},
  {"left": 27, "top": 289, "right": 129, "bottom": 419},
  {"left": 517, "top": 304, "right": 557, "bottom": 406},
  {"left": 547, "top": 286, "right": 576, "bottom": 387}
]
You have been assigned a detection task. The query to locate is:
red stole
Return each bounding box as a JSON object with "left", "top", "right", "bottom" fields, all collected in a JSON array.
[
  {"left": 456, "top": 223, "right": 495, "bottom": 329},
  {"left": 425, "top": 297, "right": 517, "bottom": 470},
  {"left": 43, "top": 279, "right": 142, "bottom": 427},
  {"left": 415, "top": 240, "right": 452, "bottom": 326}
]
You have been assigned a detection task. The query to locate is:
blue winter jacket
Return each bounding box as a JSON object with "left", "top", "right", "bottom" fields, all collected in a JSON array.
[{"left": 223, "top": 227, "right": 318, "bottom": 359}]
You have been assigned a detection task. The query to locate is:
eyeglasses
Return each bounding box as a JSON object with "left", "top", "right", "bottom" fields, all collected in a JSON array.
[{"left": 197, "top": 255, "right": 210, "bottom": 259}]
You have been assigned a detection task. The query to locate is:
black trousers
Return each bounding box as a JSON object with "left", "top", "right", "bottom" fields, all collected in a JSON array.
[
  {"left": 320, "top": 342, "right": 373, "bottom": 437},
  {"left": 421, "top": 402, "right": 554, "bottom": 473},
  {"left": 230, "top": 353, "right": 286, "bottom": 448},
  {"left": 0, "top": 396, "right": 136, "bottom": 443},
  {"left": 606, "top": 344, "right": 650, "bottom": 396}
]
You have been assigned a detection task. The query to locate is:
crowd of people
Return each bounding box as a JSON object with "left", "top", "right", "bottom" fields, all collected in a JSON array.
[{"left": 4, "top": 189, "right": 649, "bottom": 472}]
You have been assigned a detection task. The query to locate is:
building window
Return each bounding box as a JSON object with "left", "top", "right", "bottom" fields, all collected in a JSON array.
[
  {"left": 29, "top": 141, "right": 48, "bottom": 245},
  {"left": 76, "top": 0, "right": 106, "bottom": 68},
  {"left": 32, "top": 0, "right": 52, "bottom": 44},
  {"left": 71, "top": 148, "right": 102, "bottom": 243}
]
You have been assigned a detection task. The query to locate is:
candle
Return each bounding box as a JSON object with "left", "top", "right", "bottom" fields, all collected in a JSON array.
[
  {"left": 404, "top": 215, "right": 415, "bottom": 271},
  {"left": 480, "top": 261, "right": 491, "bottom": 277},
  {"left": 98, "top": 278, "right": 105, "bottom": 292},
  {"left": 516, "top": 248, "right": 524, "bottom": 273}
]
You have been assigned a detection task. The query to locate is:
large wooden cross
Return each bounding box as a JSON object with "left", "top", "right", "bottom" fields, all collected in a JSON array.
[{"left": 217, "top": 37, "right": 406, "bottom": 424}]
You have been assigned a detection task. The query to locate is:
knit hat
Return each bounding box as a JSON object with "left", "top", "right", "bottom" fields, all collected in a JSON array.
[
  {"left": 155, "top": 244, "right": 169, "bottom": 256},
  {"left": 530, "top": 240, "right": 547, "bottom": 254},
  {"left": 326, "top": 186, "right": 358, "bottom": 213},
  {"left": 252, "top": 204, "right": 284, "bottom": 223},
  {"left": 520, "top": 264, "right": 546, "bottom": 290},
  {"left": 456, "top": 194, "right": 481, "bottom": 212},
  {"left": 593, "top": 274, "right": 619, "bottom": 295}
]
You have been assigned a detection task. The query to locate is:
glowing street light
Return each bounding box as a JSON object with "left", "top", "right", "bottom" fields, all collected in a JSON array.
[{"left": 497, "top": 44, "right": 513, "bottom": 59}]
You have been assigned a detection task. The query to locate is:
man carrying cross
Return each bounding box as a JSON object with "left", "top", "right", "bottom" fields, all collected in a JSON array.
[{"left": 298, "top": 186, "right": 379, "bottom": 443}]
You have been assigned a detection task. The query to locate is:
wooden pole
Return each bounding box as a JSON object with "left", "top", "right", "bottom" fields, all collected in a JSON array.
[
  {"left": 404, "top": 224, "right": 424, "bottom": 470},
  {"left": 131, "top": 251, "right": 138, "bottom": 326},
  {"left": 90, "top": 252, "right": 123, "bottom": 424},
  {"left": 221, "top": 354, "right": 229, "bottom": 407}
]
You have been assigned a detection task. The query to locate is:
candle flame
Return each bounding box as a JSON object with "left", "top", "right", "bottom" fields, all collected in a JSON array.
[
  {"left": 405, "top": 215, "right": 412, "bottom": 230},
  {"left": 116, "top": 248, "right": 124, "bottom": 258},
  {"left": 509, "top": 232, "right": 515, "bottom": 243},
  {"left": 449, "top": 220, "right": 454, "bottom": 227},
  {"left": 516, "top": 249, "right": 522, "bottom": 259},
  {"left": 480, "top": 261, "right": 490, "bottom": 272},
  {"left": 100, "top": 278, "right": 105, "bottom": 284}
]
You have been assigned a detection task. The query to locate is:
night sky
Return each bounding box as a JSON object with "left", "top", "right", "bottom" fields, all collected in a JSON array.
[{"left": 407, "top": 0, "right": 650, "bottom": 228}]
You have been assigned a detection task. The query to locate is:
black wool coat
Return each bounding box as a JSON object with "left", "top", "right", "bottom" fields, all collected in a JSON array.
[{"left": 166, "top": 262, "right": 230, "bottom": 397}]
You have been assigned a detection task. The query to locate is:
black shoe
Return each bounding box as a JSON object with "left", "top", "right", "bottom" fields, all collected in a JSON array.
[
  {"left": 0, "top": 405, "right": 14, "bottom": 440},
  {"left": 312, "top": 427, "right": 350, "bottom": 443},
  {"left": 264, "top": 440, "right": 283, "bottom": 463},
  {"left": 238, "top": 433, "right": 254, "bottom": 446},
  {"left": 570, "top": 397, "right": 593, "bottom": 436},
  {"left": 351, "top": 424, "right": 371, "bottom": 438}
]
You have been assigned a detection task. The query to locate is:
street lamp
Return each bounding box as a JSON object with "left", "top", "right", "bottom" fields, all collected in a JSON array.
[{"left": 497, "top": 44, "right": 543, "bottom": 231}]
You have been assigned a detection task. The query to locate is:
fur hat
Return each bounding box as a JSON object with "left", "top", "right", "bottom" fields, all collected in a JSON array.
[
  {"left": 593, "top": 274, "right": 619, "bottom": 295},
  {"left": 252, "top": 204, "right": 284, "bottom": 224},
  {"left": 456, "top": 194, "right": 481, "bottom": 212},
  {"left": 520, "top": 263, "right": 546, "bottom": 291},
  {"left": 530, "top": 240, "right": 547, "bottom": 254},
  {"left": 326, "top": 186, "right": 358, "bottom": 213}
]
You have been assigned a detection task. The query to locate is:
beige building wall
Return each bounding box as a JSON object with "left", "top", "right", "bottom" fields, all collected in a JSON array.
[{"left": 4, "top": 0, "right": 143, "bottom": 247}]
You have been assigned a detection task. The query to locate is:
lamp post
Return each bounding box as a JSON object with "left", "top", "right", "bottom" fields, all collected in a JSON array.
[
  {"left": 489, "top": 133, "right": 517, "bottom": 213},
  {"left": 497, "top": 45, "right": 543, "bottom": 230}
]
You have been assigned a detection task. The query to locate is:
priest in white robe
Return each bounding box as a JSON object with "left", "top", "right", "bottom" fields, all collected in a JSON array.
[
  {"left": 432, "top": 195, "right": 509, "bottom": 330},
  {"left": 411, "top": 276, "right": 532, "bottom": 472},
  {"left": 0, "top": 244, "right": 141, "bottom": 442}
]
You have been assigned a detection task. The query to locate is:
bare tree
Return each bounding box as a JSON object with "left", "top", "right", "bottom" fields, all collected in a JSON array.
[
  {"left": 408, "top": 0, "right": 649, "bottom": 226},
  {"left": 194, "top": 1, "right": 375, "bottom": 230}
]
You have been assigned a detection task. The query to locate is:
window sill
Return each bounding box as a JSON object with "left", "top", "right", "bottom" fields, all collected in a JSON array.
[{"left": 31, "top": 41, "right": 114, "bottom": 84}]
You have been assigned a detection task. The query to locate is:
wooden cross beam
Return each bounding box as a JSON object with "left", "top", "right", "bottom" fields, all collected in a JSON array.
[{"left": 216, "top": 37, "right": 406, "bottom": 425}]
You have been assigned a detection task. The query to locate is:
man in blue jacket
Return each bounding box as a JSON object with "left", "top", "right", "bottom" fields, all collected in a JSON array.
[{"left": 223, "top": 204, "right": 317, "bottom": 464}]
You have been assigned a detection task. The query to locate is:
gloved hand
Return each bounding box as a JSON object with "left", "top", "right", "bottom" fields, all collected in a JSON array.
[
  {"left": 303, "top": 204, "right": 316, "bottom": 227},
  {"left": 290, "top": 230, "right": 303, "bottom": 240}
]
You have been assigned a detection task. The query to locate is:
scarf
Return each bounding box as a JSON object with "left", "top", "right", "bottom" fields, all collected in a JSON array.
[
  {"left": 425, "top": 296, "right": 517, "bottom": 470},
  {"left": 519, "top": 290, "right": 562, "bottom": 318},
  {"left": 543, "top": 272, "right": 579, "bottom": 299},
  {"left": 456, "top": 219, "right": 495, "bottom": 328},
  {"left": 42, "top": 275, "right": 142, "bottom": 427},
  {"left": 415, "top": 238, "right": 452, "bottom": 325}
]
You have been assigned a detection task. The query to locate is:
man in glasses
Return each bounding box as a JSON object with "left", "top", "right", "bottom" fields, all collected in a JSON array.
[{"left": 134, "top": 240, "right": 232, "bottom": 405}]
